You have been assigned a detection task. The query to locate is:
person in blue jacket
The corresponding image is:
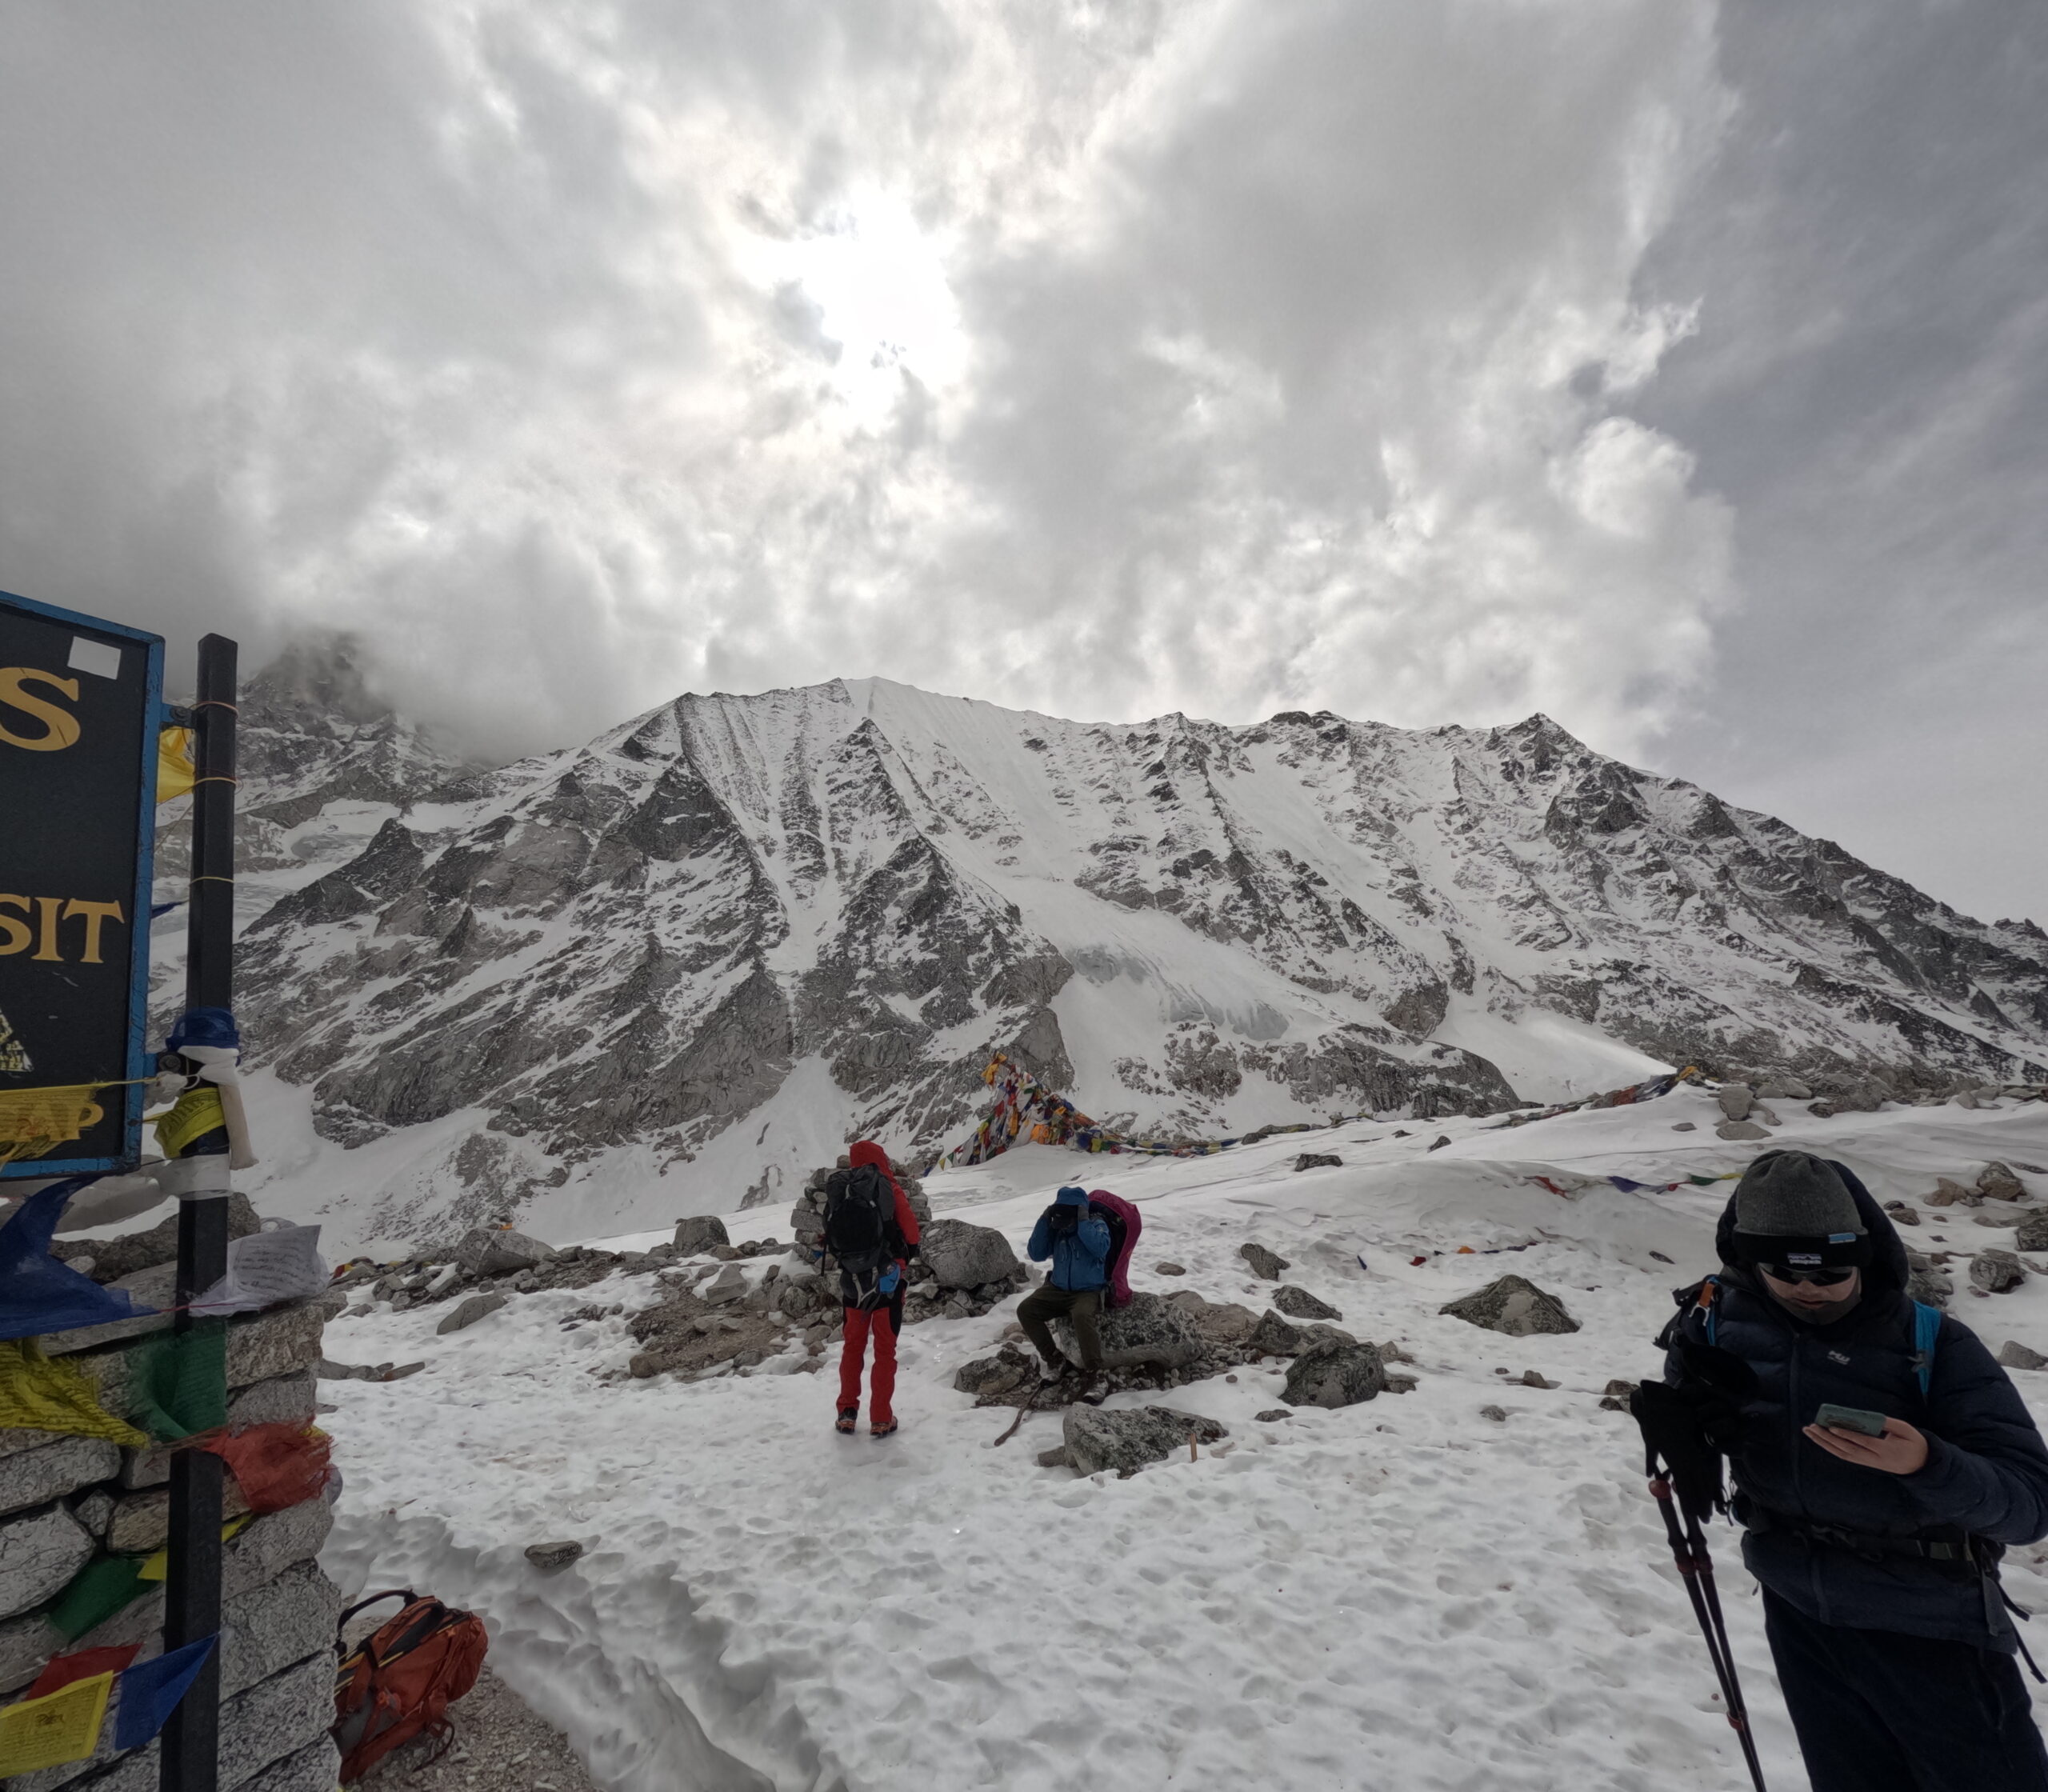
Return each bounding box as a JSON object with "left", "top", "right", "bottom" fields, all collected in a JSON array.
[
  {"left": 1658, "top": 1149, "right": 2048, "bottom": 1791},
  {"left": 1019, "top": 1186, "right": 1111, "bottom": 1402}
]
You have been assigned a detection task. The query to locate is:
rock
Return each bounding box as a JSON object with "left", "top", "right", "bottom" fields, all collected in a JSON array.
[
  {"left": 1981, "top": 1162, "right": 2028, "bottom": 1202},
  {"left": 228, "top": 1369, "right": 318, "bottom": 1430},
  {"left": 1062, "top": 1405, "right": 1227, "bottom": 1477},
  {"left": 1238, "top": 1242, "right": 1290, "bottom": 1279},
  {"left": 1247, "top": 1310, "right": 1307, "bottom": 1357},
  {"left": 1716, "top": 1120, "right": 1770, "bottom": 1142},
  {"left": 1717, "top": 1084, "right": 1754, "bottom": 1121},
  {"left": 1185, "top": 1299, "right": 1259, "bottom": 1348},
  {"left": 1882, "top": 1201, "right": 1922, "bottom": 1227},
  {"left": 1291, "top": 1153, "right": 1343, "bottom": 1172},
  {"left": 2018, "top": 1212, "right": 2048, "bottom": 1254},
  {"left": 525, "top": 1540, "right": 585, "bottom": 1571},
  {"left": 435, "top": 1291, "right": 509, "bottom": 1334},
  {"left": 1971, "top": 1250, "right": 2027, "bottom": 1294},
  {"left": 1670, "top": 1122, "right": 1697, "bottom": 1132},
  {"left": 1036, "top": 1446, "right": 1072, "bottom": 1468},
  {"left": 1439, "top": 1274, "right": 1581, "bottom": 1337},
  {"left": 1427, "top": 1136, "right": 1451, "bottom": 1152},
  {"left": 1272, "top": 1285, "right": 1342, "bottom": 1322},
  {"left": 218, "top": 1650, "right": 335, "bottom": 1791},
  {"left": 53, "top": 1190, "right": 261, "bottom": 1285},
  {"left": 1906, "top": 1250, "right": 1954, "bottom": 1308},
  {"left": 954, "top": 1346, "right": 1036, "bottom": 1400},
  {"left": 919, "top": 1218, "right": 1021, "bottom": 1290},
  {"left": 1520, "top": 1370, "right": 1559, "bottom": 1389},
  {"left": 1059, "top": 1291, "right": 1204, "bottom": 1370},
  {"left": 454, "top": 1227, "right": 557, "bottom": 1277},
  {"left": 0, "top": 1503, "right": 94, "bottom": 1620},
  {"left": 1599, "top": 1378, "right": 1637, "bottom": 1412},
  {"left": 672, "top": 1215, "right": 730, "bottom": 1256},
  {"left": 701, "top": 1264, "right": 749, "bottom": 1305},
  {"left": 1254, "top": 1409, "right": 1293, "bottom": 1422},
  {"left": 1997, "top": 1341, "right": 2048, "bottom": 1371},
  {"left": 1756, "top": 1078, "right": 1810, "bottom": 1100},
  {"left": 0, "top": 1437, "right": 119, "bottom": 1521},
  {"left": 1479, "top": 1404, "right": 1510, "bottom": 1422},
  {"left": 1927, "top": 1178, "right": 1980, "bottom": 1208},
  {"left": 1154, "top": 1262, "right": 1187, "bottom": 1275},
  {"left": 1282, "top": 1338, "right": 1386, "bottom": 1409}
]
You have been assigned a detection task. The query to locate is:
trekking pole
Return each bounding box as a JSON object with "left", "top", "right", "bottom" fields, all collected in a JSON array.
[{"left": 1646, "top": 1463, "right": 1768, "bottom": 1792}]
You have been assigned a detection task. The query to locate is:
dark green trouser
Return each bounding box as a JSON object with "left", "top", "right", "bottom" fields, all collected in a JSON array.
[{"left": 1018, "top": 1284, "right": 1102, "bottom": 1371}]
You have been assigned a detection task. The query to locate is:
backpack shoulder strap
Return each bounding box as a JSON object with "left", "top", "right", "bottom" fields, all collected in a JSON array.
[
  {"left": 1697, "top": 1275, "right": 1721, "bottom": 1348},
  {"left": 1911, "top": 1300, "right": 1941, "bottom": 1397}
]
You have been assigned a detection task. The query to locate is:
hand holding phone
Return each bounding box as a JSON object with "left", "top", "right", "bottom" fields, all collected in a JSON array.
[{"left": 1813, "top": 1402, "right": 1889, "bottom": 1437}]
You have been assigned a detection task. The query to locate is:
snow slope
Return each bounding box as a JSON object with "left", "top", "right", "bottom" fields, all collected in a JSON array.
[
  {"left": 215, "top": 657, "right": 2046, "bottom": 1252},
  {"left": 318, "top": 1094, "right": 2048, "bottom": 1790}
]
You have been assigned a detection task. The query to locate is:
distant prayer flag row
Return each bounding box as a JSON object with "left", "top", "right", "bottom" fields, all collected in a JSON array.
[{"left": 0, "top": 1634, "right": 215, "bottom": 1778}]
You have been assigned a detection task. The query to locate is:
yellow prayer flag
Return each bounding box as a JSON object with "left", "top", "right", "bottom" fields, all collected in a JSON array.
[
  {"left": 151, "top": 1085, "right": 226, "bottom": 1160},
  {"left": 0, "top": 1670, "right": 114, "bottom": 1776},
  {"left": 0, "top": 1086, "right": 107, "bottom": 1166},
  {"left": 156, "top": 726, "right": 196, "bottom": 802},
  {"left": 0, "top": 1341, "right": 150, "bottom": 1450}
]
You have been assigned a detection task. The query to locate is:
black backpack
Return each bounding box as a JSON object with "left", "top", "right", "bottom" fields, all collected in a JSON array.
[{"left": 824, "top": 1164, "right": 902, "bottom": 1309}]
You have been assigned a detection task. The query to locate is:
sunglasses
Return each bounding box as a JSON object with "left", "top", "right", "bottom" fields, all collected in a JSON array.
[{"left": 1758, "top": 1264, "right": 1857, "bottom": 1287}]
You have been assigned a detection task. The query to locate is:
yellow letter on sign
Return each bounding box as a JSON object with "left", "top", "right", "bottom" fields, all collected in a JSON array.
[{"left": 0, "top": 669, "right": 82, "bottom": 751}]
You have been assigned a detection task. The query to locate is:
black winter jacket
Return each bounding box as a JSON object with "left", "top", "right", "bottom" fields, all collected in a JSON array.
[{"left": 1665, "top": 1167, "right": 2048, "bottom": 1648}]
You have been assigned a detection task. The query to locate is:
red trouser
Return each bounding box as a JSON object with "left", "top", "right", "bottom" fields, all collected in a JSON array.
[{"left": 838, "top": 1292, "right": 903, "bottom": 1424}]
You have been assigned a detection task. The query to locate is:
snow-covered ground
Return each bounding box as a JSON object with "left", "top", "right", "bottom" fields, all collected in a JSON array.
[{"left": 316, "top": 1091, "right": 2048, "bottom": 1790}]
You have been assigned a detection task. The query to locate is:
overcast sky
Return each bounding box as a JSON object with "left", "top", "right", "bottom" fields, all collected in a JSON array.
[{"left": 2, "top": 2, "right": 2041, "bottom": 922}]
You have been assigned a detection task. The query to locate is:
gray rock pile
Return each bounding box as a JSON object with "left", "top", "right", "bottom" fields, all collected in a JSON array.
[{"left": 2, "top": 1282, "right": 344, "bottom": 1791}]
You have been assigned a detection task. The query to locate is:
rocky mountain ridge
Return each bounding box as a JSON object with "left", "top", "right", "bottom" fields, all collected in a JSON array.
[{"left": 218, "top": 646, "right": 2047, "bottom": 1246}]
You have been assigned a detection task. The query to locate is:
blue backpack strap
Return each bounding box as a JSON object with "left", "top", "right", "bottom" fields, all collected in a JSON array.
[
  {"left": 1701, "top": 1274, "right": 1721, "bottom": 1347},
  {"left": 1912, "top": 1301, "right": 1941, "bottom": 1397}
]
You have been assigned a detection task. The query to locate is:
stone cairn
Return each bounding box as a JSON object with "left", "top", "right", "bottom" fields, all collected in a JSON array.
[{"left": 2, "top": 1201, "right": 344, "bottom": 1792}]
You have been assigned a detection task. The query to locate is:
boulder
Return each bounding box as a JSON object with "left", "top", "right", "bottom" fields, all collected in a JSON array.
[
  {"left": 1906, "top": 1252, "right": 1954, "bottom": 1308},
  {"left": 1058, "top": 1291, "right": 1203, "bottom": 1370},
  {"left": 525, "top": 1540, "right": 584, "bottom": 1571},
  {"left": 1282, "top": 1338, "right": 1386, "bottom": 1410},
  {"left": 1882, "top": 1201, "right": 1922, "bottom": 1228},
  {"left": 1971, "top": 1250, "right": 2027, "bottom": 1294},
  {"left": 920, "top": 1218, "right": 1021, "bottom": 1290},
  {"left": 1291, "top": 1154, "right": 1343, "bottom": 1172},
  {"left": 1439, "top": 1275, "right": 1580, "bottom": 1337},
  {"left": 1997, "top": 1341, "right": 2048, "bottom": 1372},
  {"left": 1255, "top": 1409, "right": 1292, "bottom": 1422},
  {"left": 1670, "top": 1122, "right": 1697, "bottom": 1132},
  {"left": 1272, "top": 1285, "right": 1342, "bottom": 1322},
  {"left": 1186, "top": 1299, "right": 1260, "bottom": 1348},
  {"left": 1756, "top": 1078, "right": 1811, "bottom": 1100},
  {"left": 434, "top": 1291, "right": 508, "bottom": 1335},
  {"left": 1238, "top": 1242, "right": 1290, "bottom": 1279},
  {"left": 454, "top": 1227, "right": 556, "bottom": 1277},
  {"left": 1716, "top": 1121, "right": 1770, "bottom": 1142},
  {"left": 954, "top": 1345, "right": 1037, "bottom": 1401},
  {"left": 672, "top": 1215, "right": 730, "bottom": 1257},
  {"left": 1062, "top": 1405, "right": 1228, "bottom": 1477},
  {"left": 1981, "top": 1162, "right": 2029, "bottom": 1203},
  {"left": 1246, "top": 1310, "right": 1354, "bottom": 1358},
  {"left": 2017, "top": 1211, "right": 2048, "bottom": 1254},
  {"left": 1717, "top": 1084, "right": 1754, "bottom": 1122},
  {"left": 701, "top": 1264, "right": 749, "bottom": 1305},
  {"left": 1926, "top": 1178, "right": 1979, "bottom": 1208}
]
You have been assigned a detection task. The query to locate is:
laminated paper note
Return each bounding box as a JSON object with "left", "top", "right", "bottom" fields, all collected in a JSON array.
[
  {"left": 0, "top": 1670, "right": 114, "bottom": 1777},
  {"left": 190, "top": 1221, "right": 328, "bottom": 1316}
]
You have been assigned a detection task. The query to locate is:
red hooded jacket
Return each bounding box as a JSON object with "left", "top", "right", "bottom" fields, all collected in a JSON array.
[{"left": 848, "top": 1139, "right": 920, "bottom": 1262}]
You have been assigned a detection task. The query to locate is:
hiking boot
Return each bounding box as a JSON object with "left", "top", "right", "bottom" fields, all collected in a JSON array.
[
  {"left": 1075, "top": 1374, "right": 1108, "bottom": 1406},
  {"left": 834, "top": 1407, "right": 858, "bottom": 1434},
  {"left": 870, "top": 1418, "right": 899, "bottom": 1439}
]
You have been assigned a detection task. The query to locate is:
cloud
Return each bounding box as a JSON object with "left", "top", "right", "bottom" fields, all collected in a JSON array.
[{"left": 0, "top": 0, "right": 1734, "bottom": 769}]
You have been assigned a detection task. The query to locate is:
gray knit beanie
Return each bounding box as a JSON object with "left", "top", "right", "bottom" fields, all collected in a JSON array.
[{"left": 1730, "top": 1150, "right": 1870, "bottom": 1267}]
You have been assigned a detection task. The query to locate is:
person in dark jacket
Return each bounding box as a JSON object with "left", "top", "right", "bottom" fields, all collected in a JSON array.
[
  {"left": 1661, "top": 1149, "right": 2048, "bottom": 1791},
  {"left": 1019, "top": 1187, "right": 1111, "bottom": 1402},
  {"left": 834, "top": 1140, "right": 921, "bottom": 1438}
]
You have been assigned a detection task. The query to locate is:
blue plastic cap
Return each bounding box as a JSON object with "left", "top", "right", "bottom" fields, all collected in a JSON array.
[{"left": 166, "top": 1006, "right": 241, "bottom": 1053}]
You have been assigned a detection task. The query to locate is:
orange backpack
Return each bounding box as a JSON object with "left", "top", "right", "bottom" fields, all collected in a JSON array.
[{"left": 332, "top": 1590, "right": 488, "bottom": 1782}]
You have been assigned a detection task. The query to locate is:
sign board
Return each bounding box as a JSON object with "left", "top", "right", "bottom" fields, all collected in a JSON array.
[{"left": 0, "top": 590, "right": 163, "bottom": 1176}]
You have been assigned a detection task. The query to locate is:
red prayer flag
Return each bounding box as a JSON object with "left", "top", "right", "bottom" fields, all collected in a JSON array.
[{"left": 26, "top": 1644, "right": 141, "bottom": 1699}]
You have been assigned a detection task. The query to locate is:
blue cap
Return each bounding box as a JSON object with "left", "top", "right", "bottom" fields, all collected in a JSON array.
[
  {"left": 167, "top": 1006, "right": 240, "bottom": 1053},
  {"left": 1055, "top": 1186, "right": 1090, "bottom": 1206}
]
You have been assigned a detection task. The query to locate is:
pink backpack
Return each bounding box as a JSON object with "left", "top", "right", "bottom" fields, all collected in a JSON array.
[{"left": 1087, "top": 1191, "right": 1142, "bottom": 1308}]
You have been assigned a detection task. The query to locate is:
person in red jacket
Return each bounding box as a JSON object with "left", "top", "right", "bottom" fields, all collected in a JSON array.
[{"left": 832, "top": 1140, "right": 921, "bottom": 1438}]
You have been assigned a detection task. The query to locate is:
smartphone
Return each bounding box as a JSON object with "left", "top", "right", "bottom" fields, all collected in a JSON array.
[{"left": 1814, "top": 1403, "right": 1890, "bottom": 1437}]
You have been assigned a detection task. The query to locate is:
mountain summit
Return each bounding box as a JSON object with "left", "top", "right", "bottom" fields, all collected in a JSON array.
[{"left": 224, "top": 666, "right": 2046, "bottom": 1243}]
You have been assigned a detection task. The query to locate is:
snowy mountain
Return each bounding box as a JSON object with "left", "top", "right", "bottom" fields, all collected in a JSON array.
[{"left": 221, "top": 654, "right": 2048, "bottom": 1249}]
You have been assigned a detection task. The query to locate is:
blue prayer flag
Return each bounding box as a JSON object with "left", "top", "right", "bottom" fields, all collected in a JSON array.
[
  {"left": 113, "top": 1634, "right": 217, "bottom": 1750},
  {"left": 0, "top": 1180, "right": 160, "bottom": 1342}
]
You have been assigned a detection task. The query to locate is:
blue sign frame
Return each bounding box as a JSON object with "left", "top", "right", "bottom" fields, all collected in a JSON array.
[{"left": 0, "top": 588, "right": 164, "bottom": 1178}]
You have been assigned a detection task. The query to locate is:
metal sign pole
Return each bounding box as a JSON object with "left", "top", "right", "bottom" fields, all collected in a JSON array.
[{"left": 161, "top": 634, "right": 237, "bottom": 1792}]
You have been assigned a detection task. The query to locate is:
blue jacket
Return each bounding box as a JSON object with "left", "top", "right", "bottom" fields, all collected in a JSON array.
[
  {"left": 1028, "top": 1204, "right": 1111, "bottom": 1293},
  {"left": 1666, "top": 1167, "right": 2048, "bottom": 1648}
]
